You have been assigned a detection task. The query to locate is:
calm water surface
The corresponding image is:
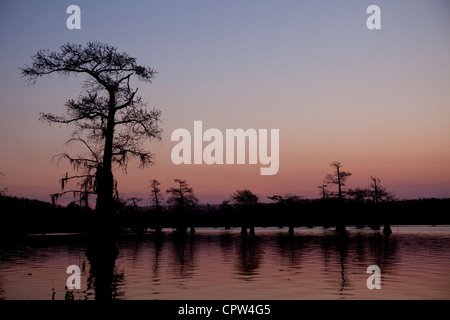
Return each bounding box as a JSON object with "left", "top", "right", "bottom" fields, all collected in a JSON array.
[{"left": 1, "top": 226, "right": 450, "bottom": 300}]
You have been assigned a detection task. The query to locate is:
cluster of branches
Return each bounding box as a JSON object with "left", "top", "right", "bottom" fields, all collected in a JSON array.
[
  {"left": 149, "top": 182, "right": 267, "bottom": 212},
  {"left": 149, "top": 178, "right": 199, "bottom": 212},
  {"left": 0, "top": 171, "right": 7, "bottom": 196},
  {"left": 318, "top": 161, "right": 395, "bottom": 203}
]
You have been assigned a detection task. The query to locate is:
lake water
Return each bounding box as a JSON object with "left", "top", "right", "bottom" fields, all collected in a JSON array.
[{"left": 1, "top": 226, "right": 450, "bottom": 300}]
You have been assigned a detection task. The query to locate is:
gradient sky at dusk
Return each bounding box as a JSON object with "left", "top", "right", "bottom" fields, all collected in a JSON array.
[{"left": 1, "top": 0, "right": 449, "bottom": 204}]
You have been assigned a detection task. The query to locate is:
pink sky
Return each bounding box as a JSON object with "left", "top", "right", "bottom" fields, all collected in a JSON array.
[{"left": 1, "top": 1, "right": 449, "bottom": 204}]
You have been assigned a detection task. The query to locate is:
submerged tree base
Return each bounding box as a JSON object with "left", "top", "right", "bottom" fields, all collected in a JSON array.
[
  {"left": 85, "top": 234, "right": 118, "bottom": 301},
  {"left": 383, "top": 224, "right": 392, "bottom": 236},
  {"left": 85, "top": 233, "right": 119, "bottom": 262},
  {"left": 288, "top": 226, "right": 294, "bottom": 234},
  {"left": 86, "top": 213, "right": 119, "bottom": 262}
]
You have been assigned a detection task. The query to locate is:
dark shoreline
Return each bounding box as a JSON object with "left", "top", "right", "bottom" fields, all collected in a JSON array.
[{"left": 1, "top": 195, "right": 449, "bottom": 236}]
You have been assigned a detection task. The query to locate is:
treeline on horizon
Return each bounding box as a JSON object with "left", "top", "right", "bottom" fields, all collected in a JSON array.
[{"left": 1, "top": 193, "right": 449, "bottom": 236}]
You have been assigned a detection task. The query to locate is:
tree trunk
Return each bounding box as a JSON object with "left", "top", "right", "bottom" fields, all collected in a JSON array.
[
  {"left": 374, "top": 183, "right": 378, "bottom": 204},
  {"left": 95, "top": 91, "right": 116, "bottom": 227},
  {"left": 88, "top": 91, "right": 118, "bottom": 264},
  {"left": 337, "top": 166, "right": 342, "bottom": 200},
  {"left": 288, "top": 226, "right": 294, "bottom": 235}
]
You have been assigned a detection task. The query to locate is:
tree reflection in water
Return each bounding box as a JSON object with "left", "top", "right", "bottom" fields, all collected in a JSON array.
[
  {"left": 0, "top": 227, "right": 428, "bottom": 300},
  {"left": 235, "top": 234, "right": 262, "bottom": 280}
]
